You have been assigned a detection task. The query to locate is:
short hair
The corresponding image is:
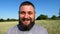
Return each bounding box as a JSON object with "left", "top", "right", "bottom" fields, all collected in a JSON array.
[{"left": 20, "top": 1, "right": 35, "bottom": 9}]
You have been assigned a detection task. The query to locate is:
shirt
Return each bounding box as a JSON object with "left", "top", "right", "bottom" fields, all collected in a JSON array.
[{"left": 7, "top": 24, "right": 48, "bottom": 34}]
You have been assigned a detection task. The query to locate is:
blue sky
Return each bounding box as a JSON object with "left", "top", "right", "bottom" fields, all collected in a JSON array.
[{"left": 0, "top": 0, "right": 60, "bottom": 19}]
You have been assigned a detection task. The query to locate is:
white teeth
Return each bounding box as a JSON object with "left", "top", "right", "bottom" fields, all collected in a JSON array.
[{"left": 25, "top": 20, "right": 29, "bottom": 21}]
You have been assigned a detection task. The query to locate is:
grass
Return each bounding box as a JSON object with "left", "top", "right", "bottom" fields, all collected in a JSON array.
[
  {"left": 36, "top": 20, "right": 60, "bottom": 34},
  {"left": 0, "top": 20, "right": 60, "bottom": 34},
  {"left": 0, "top": 21, "right": 18, "bottom": 34}
]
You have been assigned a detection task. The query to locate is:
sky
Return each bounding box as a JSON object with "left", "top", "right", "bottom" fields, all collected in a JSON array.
[{"left": 0, "top": 0, "right": 60, "bottom": 19}]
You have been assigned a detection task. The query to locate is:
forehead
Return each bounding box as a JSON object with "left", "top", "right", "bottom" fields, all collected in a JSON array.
[{"left": 20, "top": 5, "right": 34, "bottom": 11}]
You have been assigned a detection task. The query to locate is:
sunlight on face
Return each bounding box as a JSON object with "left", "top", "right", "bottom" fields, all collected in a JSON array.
[{"left": 19, "top": 5, "right": 35, "bottom": 26}]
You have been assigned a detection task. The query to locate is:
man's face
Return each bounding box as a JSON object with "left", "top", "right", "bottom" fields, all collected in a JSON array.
[{"left": 19, "top": 5, "right": 35, "bottom": 26}]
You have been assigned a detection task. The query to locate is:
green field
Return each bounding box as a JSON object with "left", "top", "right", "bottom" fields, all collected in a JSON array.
[{"left": 0, "top": 20, "right": 60, "bottom": 34}]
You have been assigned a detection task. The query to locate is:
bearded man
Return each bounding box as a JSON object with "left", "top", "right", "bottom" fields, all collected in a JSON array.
[{"left": 7, "top": 1, "right": 48, "bottom": 34}]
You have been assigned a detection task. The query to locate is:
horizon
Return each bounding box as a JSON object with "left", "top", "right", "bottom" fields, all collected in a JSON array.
[{"left": 0, "top": 0, "right": 60, "bottom": 19}]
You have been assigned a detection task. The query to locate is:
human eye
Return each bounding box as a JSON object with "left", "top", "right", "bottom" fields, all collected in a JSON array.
[
  {"left": 20, "top": 11, "right": 25, "bottom": 14},
  {"left": 28, "top": 11, "right": 33, "bottom": 15}
]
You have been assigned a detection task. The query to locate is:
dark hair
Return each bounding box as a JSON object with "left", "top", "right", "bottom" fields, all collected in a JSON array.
[{"left": 20, "top": 1, "right": 35, "bottom": 9}]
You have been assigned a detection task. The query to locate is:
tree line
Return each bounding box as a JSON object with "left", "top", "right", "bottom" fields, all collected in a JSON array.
[
  {"left": 0, "top": 14, "right": 60, "bottom": 22},
  {"left": 0, "top": 18, "right": 18, "bottom": 22},
  {"left": 36, "top": 14, "right": 60, "bottom": 20}
]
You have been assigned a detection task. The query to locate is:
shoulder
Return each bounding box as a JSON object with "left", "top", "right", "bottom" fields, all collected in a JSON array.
[
  {"left": 7, "top": 25, "right": 18, "bottom": 34},
  {"left": 34, "top": 24, "right": 46, "bottom": 29},
  {"left": 34, "top": 24, "right": 48, "bottom": 34}
]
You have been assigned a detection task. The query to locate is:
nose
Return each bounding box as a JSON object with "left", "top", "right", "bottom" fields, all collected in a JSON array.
[{"left": 24, "top": 14, "right": 29, "bottom": 18}]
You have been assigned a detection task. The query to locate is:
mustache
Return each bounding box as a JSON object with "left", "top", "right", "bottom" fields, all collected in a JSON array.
[{"left": 22, "top": 18, "right": 32, "bottom": 21}]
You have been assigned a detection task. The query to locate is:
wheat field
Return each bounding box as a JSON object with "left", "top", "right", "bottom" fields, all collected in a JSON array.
[{"left": 0, "top": 20, "right": 60, "bottom": 34}]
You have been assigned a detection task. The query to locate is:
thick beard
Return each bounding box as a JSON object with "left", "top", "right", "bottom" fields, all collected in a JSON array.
[{"left": 17, "top": 18, "right": 35, "bottom": 31}]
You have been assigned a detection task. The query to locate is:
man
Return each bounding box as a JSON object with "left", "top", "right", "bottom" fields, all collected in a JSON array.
[{"left": 7, "top": 1, "right": 48, "bottom": 34}]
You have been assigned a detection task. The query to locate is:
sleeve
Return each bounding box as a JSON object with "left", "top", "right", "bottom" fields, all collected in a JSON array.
[
  {"left": 6, "top": 29, "right": 12, "bottom": 34},
  {"left": 40, "top": 26, "right": 48, "bottom": 34}
]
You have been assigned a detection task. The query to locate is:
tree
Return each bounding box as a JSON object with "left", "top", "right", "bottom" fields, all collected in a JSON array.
[
  {"left": 7, "top": 18, "right": 10, "bottom": 21},
  {"left": 51, "top": 15, "right": 57, "bottom": 20},
  {"left": 0, "top": 18, "right": 4, "bottom": 22},
  {"left": 36, "top": 14, "right": 48, "bottom": 20},
  {"left": 7, "top": 18, "right": 18, "bottom": 21}
]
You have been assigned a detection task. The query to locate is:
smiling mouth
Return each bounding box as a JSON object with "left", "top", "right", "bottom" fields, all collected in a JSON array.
[
  {"left": 22, "top": 18, "right": 31, "bottom": 25},
  {"left": 23, "top": 18, "right": 29, "bottom": 21},
  {"left": 24, "top": 20, "right": 30, "bottom": 22}
]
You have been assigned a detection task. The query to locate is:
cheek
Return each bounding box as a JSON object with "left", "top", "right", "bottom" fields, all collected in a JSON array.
[
  {"left": 20, "top": 14, "right": 24, "bottom": 18},
  {"left": 30, "top": 14, "right": 35, "bottom": 20}
]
